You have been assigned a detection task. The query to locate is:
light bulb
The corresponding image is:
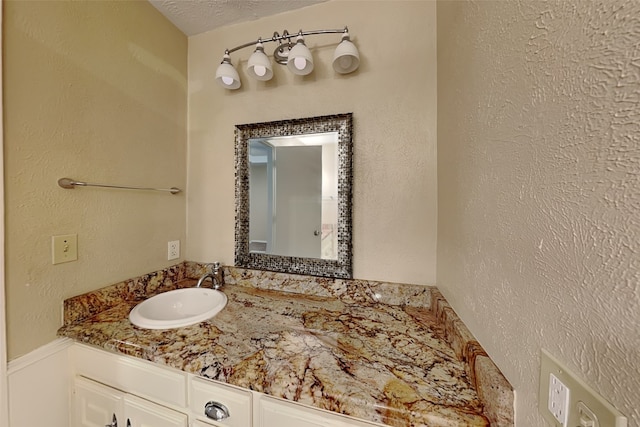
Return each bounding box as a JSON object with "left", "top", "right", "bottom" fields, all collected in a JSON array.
[
  {"left": 338, "top": 56, "right": 352, "bottom": 69},
  {"left": 294, "top": 57, "right": 307, "bottom": 70},
  {"left": 222, "top": 76, "right": 234, "bottom": 86},
  {"left": 254, "top": 65, "right": 266, "bottom": 77}
]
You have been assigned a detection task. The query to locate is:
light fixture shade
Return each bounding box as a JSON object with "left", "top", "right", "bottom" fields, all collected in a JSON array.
[
  {"left": 287, "top": 37, "right": 314, "bottom": 76},
  {"left": 215, "top": 54, "right": 241, "bottom": 89},
  {"left": 333, "top": 37, "right": 360, "bottom": 74},
  {"left": 247, "top": 43, "right": 273, "bottom": 81}
]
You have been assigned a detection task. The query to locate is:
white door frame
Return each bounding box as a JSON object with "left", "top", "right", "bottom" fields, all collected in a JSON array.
[{"left": 0, "top": 1, "right": 9, "bottom": 426}]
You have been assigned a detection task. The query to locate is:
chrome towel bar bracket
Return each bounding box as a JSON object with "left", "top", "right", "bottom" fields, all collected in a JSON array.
[{"left": 58, "top": 178, "right": 182, "bottom": 195}]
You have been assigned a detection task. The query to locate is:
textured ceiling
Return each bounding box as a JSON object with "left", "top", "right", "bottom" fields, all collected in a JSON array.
[{"left": 148, "top": 0, "right": 326, "bottom": 36}]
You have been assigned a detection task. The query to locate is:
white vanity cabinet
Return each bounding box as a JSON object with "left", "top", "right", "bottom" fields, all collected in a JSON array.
[
  {"left": 70, "top": 344, "right": 251, "bottom": 427},
  {"left": 73, "top": 376, "right": 187, "bottom": 427},
  {"left": 69, "top": 343, "right": 384, "bottom": 427}
]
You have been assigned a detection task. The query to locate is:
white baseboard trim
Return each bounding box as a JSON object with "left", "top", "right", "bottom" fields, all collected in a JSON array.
[{"left": 7, "top": 337, "right": 73, "bottom": 374}]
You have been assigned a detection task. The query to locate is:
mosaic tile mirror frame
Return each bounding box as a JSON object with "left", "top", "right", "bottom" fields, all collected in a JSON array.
[{"left": 234, "top": 113, "right": 353, "bottom": 278}]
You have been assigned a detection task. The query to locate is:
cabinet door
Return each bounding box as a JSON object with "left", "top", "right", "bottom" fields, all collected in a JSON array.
[
  {"left": 125, "top": 394, "right": 188, "bottom": 427},
  {"left": 73, "top": 376, "right": 188, "bottom": 427},
  {"left": 73, "top": 377, "right": 123, "bottom": 427}
]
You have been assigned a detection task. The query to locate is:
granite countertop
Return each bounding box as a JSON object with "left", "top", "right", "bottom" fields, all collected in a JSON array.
[{"left": 58, "top": 262, "right": 513, "bottom": 427}]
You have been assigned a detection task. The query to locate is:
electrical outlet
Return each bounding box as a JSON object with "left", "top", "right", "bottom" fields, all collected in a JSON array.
[
  {"left": 548, "top": 373, "right": 569, "bottom": 426},
  {"left": 539, "top": 349, "right": 627, "bottom": 427},
  {"left": 52, "top": 234, "right": 78, "bottom": 264},
  {"left": 168, "top": 240, "right": 180, "bottom": 260}
]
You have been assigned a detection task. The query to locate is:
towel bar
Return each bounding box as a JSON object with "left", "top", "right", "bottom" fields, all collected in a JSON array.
[{"left": 58, "top": 177, "right": 182, "bottom": 194}]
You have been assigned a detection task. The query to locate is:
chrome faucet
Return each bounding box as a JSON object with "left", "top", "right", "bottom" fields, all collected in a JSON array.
[{"left": 196, "top": 262, "right": 224, "bottom": 290}]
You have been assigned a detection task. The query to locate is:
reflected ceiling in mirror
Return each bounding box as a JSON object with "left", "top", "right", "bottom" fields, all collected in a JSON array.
[{"left": 235, "top": 114, "right": 353, "bottom": 278}]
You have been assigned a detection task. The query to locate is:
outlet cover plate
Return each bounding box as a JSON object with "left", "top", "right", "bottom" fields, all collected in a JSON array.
[
  {"left": 548, "top": 373, "right": 569, "bottom": 426},
  {"left": 539, "top": 349, "right": 627, "bottom": 427},
  {"left": 168, "top": 240, "right": 180, "bottom": 260}
]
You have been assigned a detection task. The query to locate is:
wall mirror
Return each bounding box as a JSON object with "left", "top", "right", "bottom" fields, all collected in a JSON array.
[{"left": 235, "top": 114, "right": 353, "bottom": 278}]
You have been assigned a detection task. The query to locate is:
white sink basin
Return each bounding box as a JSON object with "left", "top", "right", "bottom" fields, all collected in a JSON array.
[{"left": 129, "top": 287, "right": 227, "bottom": 329}]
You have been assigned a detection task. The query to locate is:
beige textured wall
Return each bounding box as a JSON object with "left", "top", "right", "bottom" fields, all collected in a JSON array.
[
  {"left": 4, "top": 1, "right": 187, "bottom": 359},
  {"left": 437, "top": 1, "right": 640, "bottom": 425},
  {"left": 187, "top": 0, "right": 437, "bottom": 284},
  {"left": 0, "top": 1, "right": 7, "bottom": 423}
]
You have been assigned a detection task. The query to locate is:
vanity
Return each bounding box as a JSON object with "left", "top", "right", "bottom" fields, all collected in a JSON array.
[
  {"left": 57, "top": 262, "right": 513, "bottom": 427},
  {"left": 57, "top": 114, "right": 512, "bottom": 426}
]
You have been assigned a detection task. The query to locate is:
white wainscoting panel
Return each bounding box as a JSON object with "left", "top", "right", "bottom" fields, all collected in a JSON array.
[{"left": 7, "top": 338, "right": 73, "bottom": 427}]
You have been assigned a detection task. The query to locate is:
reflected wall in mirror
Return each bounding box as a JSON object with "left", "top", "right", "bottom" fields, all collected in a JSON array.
[{"left": 235, "top": 114, "right": 353, "bottom": 278}]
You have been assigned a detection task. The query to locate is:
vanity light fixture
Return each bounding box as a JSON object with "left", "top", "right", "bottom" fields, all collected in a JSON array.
[
  {"left": 287, "top": 34, "right": 314, "bottom": 75},
  {"left": 215, "top": 27, "right": 360, "bottom": 90},
  {"left": 333, "top": 31, "right": 360, "bottom": 74},
  {"left": 247, "top": 41, "right": 273, "bottom": 81},
  {"left": 215, "top": 52, "right": 241, "bottom": 89}
]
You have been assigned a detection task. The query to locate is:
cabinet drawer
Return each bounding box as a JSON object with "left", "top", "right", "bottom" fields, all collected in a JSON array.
[
  {"left": 191, "top": 421, "right": 215, "bottom": 427},
  {"left": 71, "top": 343, "right": 188, "bottom": 408},
  {"left": 256, "top": 395, "right": 384, "bottom": 427},
  {"left": 190, "top": 377, "right": 252, "bottom": 427}
]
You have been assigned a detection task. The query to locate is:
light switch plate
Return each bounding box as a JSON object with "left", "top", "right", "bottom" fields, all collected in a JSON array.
[
  {"left": 539, "top": 349, "right": 627, "bottom": 427},
  {"left": 52, "top": 234, "right": 78, "bottom": 264}
]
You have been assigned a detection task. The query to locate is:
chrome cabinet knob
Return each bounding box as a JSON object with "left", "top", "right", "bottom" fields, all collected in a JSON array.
[
  {"left": 204, "top": 401, "right": 230, "bottom": 421},
  {"left": 105, "top": 414, "right": 117, "bottom": 427}
]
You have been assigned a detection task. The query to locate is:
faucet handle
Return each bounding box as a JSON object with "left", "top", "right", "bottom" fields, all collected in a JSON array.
[
  {"left": 203, "top": 262, "right": 220, "bottom": 273},
  {"left": 212, "top": 262, "right": 224, "bottom": 290}
]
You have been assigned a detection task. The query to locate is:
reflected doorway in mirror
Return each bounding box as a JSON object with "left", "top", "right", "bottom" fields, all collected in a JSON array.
[{"left": 249, "top": 133, "right": 338, "bottom": 260}]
